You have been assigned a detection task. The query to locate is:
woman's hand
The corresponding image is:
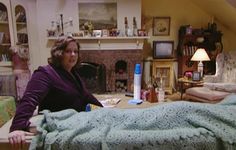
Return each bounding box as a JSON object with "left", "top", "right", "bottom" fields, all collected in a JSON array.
[{"left": 8, "top": 130, "right": 35, "bottom": 149}]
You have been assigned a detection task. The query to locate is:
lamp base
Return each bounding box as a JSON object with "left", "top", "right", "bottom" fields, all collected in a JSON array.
[{"left": 198, "top": 61, "right": 204, "bottom": 78}]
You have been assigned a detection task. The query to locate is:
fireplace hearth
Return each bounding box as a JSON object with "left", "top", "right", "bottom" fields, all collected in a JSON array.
[{"left": 80, "top": 50, "right": 142, "bottom": 93}]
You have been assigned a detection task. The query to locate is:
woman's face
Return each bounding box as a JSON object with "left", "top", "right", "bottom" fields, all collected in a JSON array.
[{"left": 61, "top": 41, "right": 79, "bottom": 72}]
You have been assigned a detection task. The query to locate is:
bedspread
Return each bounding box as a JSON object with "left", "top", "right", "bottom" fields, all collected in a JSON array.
[{"left": 30, "top": 94, "right": 236, "bottom": 150}]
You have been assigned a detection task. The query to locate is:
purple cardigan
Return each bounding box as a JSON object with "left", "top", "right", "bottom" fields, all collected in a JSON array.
[{"left": 10, "top": 65, "right": 103, "bottom": 132}]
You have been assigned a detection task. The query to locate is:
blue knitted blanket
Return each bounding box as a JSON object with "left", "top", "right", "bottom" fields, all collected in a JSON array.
[{"left": 30, "top": 94, "right": 236, "bottom": 150}]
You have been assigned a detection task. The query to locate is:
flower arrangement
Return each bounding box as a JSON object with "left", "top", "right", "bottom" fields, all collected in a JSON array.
[
  {"left": 82, "top": 21, "right": 94, "bottom": 35},
  {"left": 185, "top": 71, "right": 193, "bottom": 79}
]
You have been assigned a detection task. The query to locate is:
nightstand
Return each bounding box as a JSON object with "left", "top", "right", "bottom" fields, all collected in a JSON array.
[{"left": 178, "top": 77, "right": 203, "bottom": 99}]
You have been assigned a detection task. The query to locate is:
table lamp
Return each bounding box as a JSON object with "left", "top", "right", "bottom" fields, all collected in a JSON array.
[{"left": 191, "top": 48, "right": 210, "bottom": 77}]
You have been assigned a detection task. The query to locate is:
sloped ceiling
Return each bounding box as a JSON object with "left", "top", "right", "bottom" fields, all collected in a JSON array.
[{"left": 190, "top": 0, "right": 236, "bottom": 34}]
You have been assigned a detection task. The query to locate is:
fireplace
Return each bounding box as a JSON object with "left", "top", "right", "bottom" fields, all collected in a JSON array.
[
  {"left": 78, "top": 62, "right": 106, "bottom": 93},
  {"left": 80, "top": 50, "right": 142, "bottom": 93}
]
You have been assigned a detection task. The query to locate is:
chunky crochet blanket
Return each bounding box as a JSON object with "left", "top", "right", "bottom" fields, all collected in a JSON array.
[{"left": 30, "top": 94, "right": 236, "bottom": 150}]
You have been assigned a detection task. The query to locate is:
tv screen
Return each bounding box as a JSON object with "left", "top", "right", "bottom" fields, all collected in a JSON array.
[{"left": 153, "top": 41, "right": 174, "bottom": 59}]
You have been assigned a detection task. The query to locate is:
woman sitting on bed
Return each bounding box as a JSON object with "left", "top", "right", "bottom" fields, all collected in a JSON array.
[{"left": 8, "top": 36, "right": 103, "bottom": 148}]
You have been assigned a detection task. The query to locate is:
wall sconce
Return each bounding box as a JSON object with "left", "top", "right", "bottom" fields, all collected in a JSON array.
[{"left": 191, "top": 48, "right": 210, "bottom": 77}]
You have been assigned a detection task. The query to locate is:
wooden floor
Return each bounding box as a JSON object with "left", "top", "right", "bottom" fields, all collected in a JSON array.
[{"left": 166, "top": 92, "right": 182, "bottom": 101}]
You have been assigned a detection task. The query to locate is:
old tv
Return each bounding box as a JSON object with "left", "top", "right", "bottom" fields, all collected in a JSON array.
[{"left": 153, "top": 41, "right": 174, "bottom": 59}]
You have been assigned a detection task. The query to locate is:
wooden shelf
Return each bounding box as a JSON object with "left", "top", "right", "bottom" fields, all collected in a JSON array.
[
  {"left": 0, "top": 21, "right": 8, "bottom": 24},
  {"left": 0, "top": 61, "right": 12, "bottom": 67},
  {"left": 48, "top": 36, "right": 149, "bottom": 40},
  {"left": 16, "top": 22, "right": 26, "bottom": 25},
  {"left": 0, "top": 43, "right": 11, "bottom": 46},
  {"left": 48, "top": 36, "right": 149, "bottom": 50}
]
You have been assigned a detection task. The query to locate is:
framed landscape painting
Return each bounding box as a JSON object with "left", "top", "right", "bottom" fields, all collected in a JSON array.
[{"left": 78, "top": 3, "right": 117, "bottom": 30}]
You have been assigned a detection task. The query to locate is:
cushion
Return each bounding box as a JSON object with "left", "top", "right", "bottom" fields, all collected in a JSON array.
[
  {"left": 186, "top": 87, "right": 230, "bottom": 101},
  {"left": 204, "top": 82, "right": 236, "bottom": 93}
]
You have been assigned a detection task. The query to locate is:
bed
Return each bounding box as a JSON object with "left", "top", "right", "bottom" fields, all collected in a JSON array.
[{"left": 1, "top": 94, "right": 236, "bottom": 150}]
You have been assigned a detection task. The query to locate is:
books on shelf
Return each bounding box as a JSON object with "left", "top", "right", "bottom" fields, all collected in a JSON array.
[
  {"left": 17, "top": 33, "right": 28, "bottom": 44},
  {"left": 15, "top": 11, "right": 26, "bottom": 22},
  {"left": 0, "top": 32, "right": 11, "bottom": 44},
  {"left": 0, "top": 32, "right": 4, "bottom": 44},
  {"left": 0, "top": 10, "right": 8, "bottom": 21}
]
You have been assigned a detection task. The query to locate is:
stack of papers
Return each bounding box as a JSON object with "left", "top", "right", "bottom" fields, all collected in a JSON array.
[{"left": 100, "top": 98, "right": 121, "bottom": 107}]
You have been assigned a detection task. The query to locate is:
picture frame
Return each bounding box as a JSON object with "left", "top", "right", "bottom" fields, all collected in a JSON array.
[
  {"left": 93, "top": 30, "right": 102, "bottom": 37},
  {"left": 102, "top": 29, "right": 109, "bottom": 37},
  {"left": 192, "top": 71, "right": 201, "bottom": 81},
  {"left": 153, "top": 17, "right": 170, "bottom": 36},
  {"left": 79, "top": 3, "right": 117, "bottom": 30},
  {"left": 153, "top": 41, "right": 174, "bottom": 59},
  {"left": 137, "top": 29, "right": 147, "bottom": 36},
  {"left": 77, "top": 30, "right": 84, "bottom": 37}
]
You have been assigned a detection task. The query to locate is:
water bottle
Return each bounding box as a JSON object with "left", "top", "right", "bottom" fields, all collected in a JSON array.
[{"left": 133, "top": 64, "right": 141, "bottom": 100}]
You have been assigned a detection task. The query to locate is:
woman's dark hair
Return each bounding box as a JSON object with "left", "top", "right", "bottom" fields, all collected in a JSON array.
[{"left": 48, "top": 36, "right": 80, "bottom": 67}]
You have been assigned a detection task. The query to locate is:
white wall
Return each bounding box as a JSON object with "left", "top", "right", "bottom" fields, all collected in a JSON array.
[{"left": 28, "top": 0, "right": 141, "bottom": 71}]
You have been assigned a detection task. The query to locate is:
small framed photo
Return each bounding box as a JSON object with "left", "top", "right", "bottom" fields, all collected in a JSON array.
[
  {"left": 192, "top": 71, "right": 201, "bottom": 81},
  {"left": 77, "top": 30, "right": 84, "bottom": 37},
  {"left": 137, "top": 29, "right": 147, "bottom": 36},
  {"left": 102, "top": 29, "right": 109, "bottom": 37},
  {"left": 153, "top": 17, "right": 170, "bottom": 36},
  {"left": 93, "top": 30, "right": 102, "bottom": 37}
]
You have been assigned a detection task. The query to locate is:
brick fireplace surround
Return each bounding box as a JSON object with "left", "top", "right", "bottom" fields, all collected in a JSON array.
[{"left": 80, "top": 50, "right": 142, "bottom": 93}]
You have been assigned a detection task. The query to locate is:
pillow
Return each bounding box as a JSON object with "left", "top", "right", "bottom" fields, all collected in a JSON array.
[
  {"left": 204, "top": 82, "right": 236, "bottom": 93},
  {"left": 186, "top": 87, "right": 230, "bottom": 101}
]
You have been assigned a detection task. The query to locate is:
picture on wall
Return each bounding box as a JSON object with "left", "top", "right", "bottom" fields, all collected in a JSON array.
[
  {"left": 153, "top": 17, "right": 170, "bottom": 36},
  {"left": 78, "top": 3, "right": 117, "bottom": 30}
]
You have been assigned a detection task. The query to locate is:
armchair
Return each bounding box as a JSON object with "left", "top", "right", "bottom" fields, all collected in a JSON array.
[
  {"left": 0, "top": 75, "right": 17, "bottom": 127},
  {"left": 185, "top": 51, "right": 236, "bottom": 103}
]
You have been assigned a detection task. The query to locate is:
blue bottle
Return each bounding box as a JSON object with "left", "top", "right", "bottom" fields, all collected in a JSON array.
[
  {"left": 85, "top": 104, "right": 91, "bottom": 112},
  {"left": 133, "top": 64, "right": 141, "bottom": 100}
]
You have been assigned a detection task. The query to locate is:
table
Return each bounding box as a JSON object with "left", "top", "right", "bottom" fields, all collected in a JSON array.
[
  {"left": 178, "top": 78, "right": 203, "bottom": 99},
  {"left": 93, "top": 93, "right": 171, "bottom": 109}
]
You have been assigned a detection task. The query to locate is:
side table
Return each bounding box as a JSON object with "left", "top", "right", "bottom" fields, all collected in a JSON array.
[{"left": 178, "top": 78, "right": 203, "bottom": 99}]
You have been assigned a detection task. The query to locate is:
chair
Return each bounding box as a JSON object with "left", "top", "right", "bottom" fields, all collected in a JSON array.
[
  {"left": 185, "top": 51, "right": 236, "bottom": 103},
  {"left": 0, "top": 74, "right": 17, "bottom": 99},
  {"left": 0, "top": 75, "right": 17, "bottom": 127}
]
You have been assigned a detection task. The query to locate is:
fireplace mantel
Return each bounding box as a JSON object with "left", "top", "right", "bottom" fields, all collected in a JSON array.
[{"left": 48, "top": 36, "right": 149, "bottom": 50}]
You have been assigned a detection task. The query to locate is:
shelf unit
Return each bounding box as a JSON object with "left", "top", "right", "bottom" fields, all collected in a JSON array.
[
  {"left": 152, "top": 59, "right": 176, "bottom": 94},
  {"left": 0, "top": 1, "right": 14, "bottom": 74},
  {"left": 177, "top": 26, "right": 222, "bottom": 77},
  {"left": 14, "top": 5, "right": 28, "bottom": 45},
  {"left": 0, "top": 1, "right": 30, "bottom": 75}
]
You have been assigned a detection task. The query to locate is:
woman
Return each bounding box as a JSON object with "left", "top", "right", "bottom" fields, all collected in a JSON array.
[{"left": 8, "top": 36, "right": 103, "bottom": 148}]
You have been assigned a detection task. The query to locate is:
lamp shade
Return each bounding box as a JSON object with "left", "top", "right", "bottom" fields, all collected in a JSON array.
[{"left": 191, "top": 48, "right": 210, "bottom": 61}]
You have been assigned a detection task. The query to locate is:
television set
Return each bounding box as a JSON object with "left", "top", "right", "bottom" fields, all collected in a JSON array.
[{"left": 153, "top": 41, "right": 174, "bottom": 59}]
